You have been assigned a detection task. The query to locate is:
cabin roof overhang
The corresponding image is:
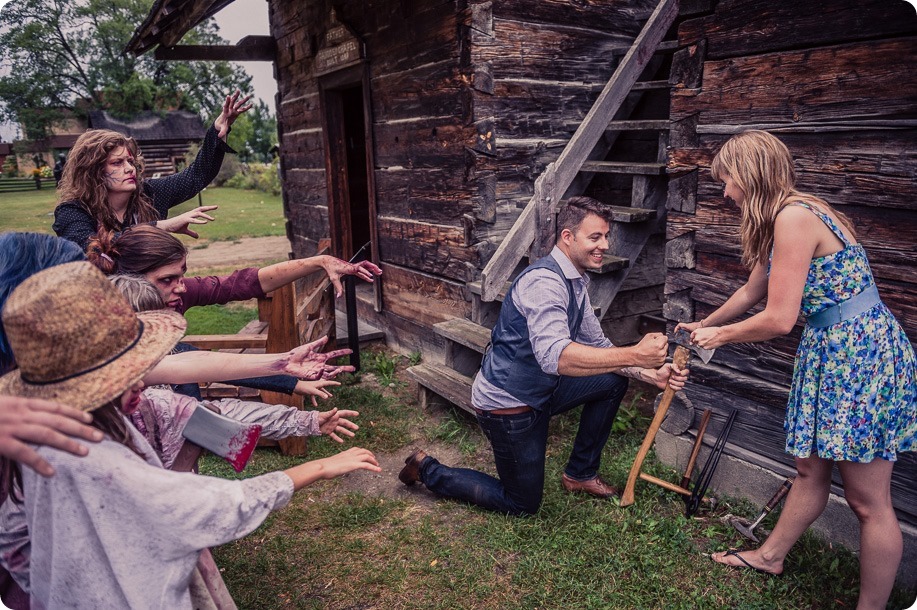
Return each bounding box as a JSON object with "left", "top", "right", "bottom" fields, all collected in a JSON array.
[{"left": 126, "top": 0, "right": 239, "bottom": 56}]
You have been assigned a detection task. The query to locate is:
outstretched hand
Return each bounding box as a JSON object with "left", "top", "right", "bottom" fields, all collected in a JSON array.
[
  {"left": 214, "top": 90, "right": 254, "bottom": 141},
  {"left": 323, "top": 257, "right": 383, "bottom": 298},
  {"left": 279, "top": 335, "right": 354, "bottom": 380},
  {"left": 651, "top": 362, "right": 689, "bottom": 391},
  {"left": 0, "top": 396, "right": 103, "bottom": 477},
  {"left": 293, "top": 379, "right": 340, "bottom": 407},
  {"left": 317, "top": 407, "right": 360, "bottom": 443},
  {"left": 158, "top": 206, "right": 218, "bottom": 239},
  {"left": 318, "top": 447, "right": 381, "bottom": 479}
]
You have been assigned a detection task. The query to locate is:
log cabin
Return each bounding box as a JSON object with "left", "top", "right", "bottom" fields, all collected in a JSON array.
[{"left": 126, "top": 0, "right": 917, "bottom": 585}]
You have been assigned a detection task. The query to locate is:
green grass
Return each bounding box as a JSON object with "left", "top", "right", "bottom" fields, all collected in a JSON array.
[
  {"left": 0, "top": 186, "right": 285, "bottom": 241},
  {"left": 198, "top": 353, "right": 917, "bottom": 610},
  {"left": 183, "top": 301, "right": 259, "bottom": 335}
]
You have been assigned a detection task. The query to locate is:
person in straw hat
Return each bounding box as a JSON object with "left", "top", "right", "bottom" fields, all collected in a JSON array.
[{"left": 0, "top": 261, "right": 380, "bottom": 609}]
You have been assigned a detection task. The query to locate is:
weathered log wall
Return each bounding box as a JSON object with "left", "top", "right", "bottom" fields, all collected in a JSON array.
[{"left": 668, "top": 0, "right": 917, "bottom": 524}]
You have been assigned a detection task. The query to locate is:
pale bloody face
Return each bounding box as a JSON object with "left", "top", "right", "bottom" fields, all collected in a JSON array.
[
  {"left": 104, "top": 146, "right": 138, "bottom": 195},
  {"left": 723, "top": 174, "right": 746, "bottom": 207},
  {"left": 561, "top": 213, "right": 610, "bottom": 274},
  {"left": 120, "top": 379, "right": 145, "bottom": 415},
  {"left": 145, "top": 258, "right": 188, "bottom": 310}
]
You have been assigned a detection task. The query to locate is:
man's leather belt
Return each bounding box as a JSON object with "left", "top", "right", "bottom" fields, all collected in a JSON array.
[{"left": 473, "top": 405, "right": 533, "bottom": 416}]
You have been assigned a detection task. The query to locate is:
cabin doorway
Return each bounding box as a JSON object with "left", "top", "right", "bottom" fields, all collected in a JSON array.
[{"left": 319, "top": 65, "right": 382, "bottom": 310}]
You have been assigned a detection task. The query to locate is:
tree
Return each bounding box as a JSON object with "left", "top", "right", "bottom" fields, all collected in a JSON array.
[{"left": 0, "top": 0, "right": 252, "bottom": 138}]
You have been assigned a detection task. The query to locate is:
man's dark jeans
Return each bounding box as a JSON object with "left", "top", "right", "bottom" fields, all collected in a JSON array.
[{"left": 419, "top": 372, "right": 629, "bottom": 515}]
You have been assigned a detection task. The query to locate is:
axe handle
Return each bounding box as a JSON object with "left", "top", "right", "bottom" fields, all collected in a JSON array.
[
  {"left": 679, "top": 408, "right": 712, "bottom": 490},
  {"left": 621, "top": 345, "right": 691, "bottom": 507}
]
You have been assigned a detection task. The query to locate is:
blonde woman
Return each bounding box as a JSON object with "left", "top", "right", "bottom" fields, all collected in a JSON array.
[{"left": 676, "top": 130, "right": 915, "bottom": 609}]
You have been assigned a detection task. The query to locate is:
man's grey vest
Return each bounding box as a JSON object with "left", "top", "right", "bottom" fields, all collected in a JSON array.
[{"left": 480, "top": 254, "right": 586, "bottom": 410}]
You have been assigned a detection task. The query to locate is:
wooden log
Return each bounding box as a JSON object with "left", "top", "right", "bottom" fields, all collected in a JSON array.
[
  {"left": 377, "top": 218, "right": 479, "bottom": 282},
  {"left": 373, "top": 118, "right": 473, "bottom": 169},
  {"left": 471, "top": 19, "right": 632, "bottom": 83},
  {"left": 370, "top": 59, "right": 470, "bottom": 122},
  {"left": 671, "top": 39, "right": 917, "bottom": 124},
  {"left": 380, "top": 263, "right": 471, "bottom": 327},
  {"left": 374, "top": 166, "right": 474, "bottom": 224},
  {"left": 678, "top": 0, "right": 917, "bottom": 60},
  {"left": 488, "top": 0, "right": 656, "bottom": 34},
  {"left": 181, "top": 335, "right": 268, "bottom": 350}
]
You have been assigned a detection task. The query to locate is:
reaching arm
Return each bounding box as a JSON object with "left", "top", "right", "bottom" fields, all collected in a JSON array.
[
  {"left": 690, "top": 207, "right": 814, "bottom": 349},
  {"left": 556, "top": 332, "right": 668, "bottom": 376},
  {"left": 257, "top": 256, "right": 382, "bottom": 298},
  {"left": 282, "top": 447, "right": 380, "bottom": 491}
]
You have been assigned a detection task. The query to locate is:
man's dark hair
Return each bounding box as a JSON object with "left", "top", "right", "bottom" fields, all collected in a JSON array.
[{"left": 556, "top": 196, "right": 613, "bottom": 235}]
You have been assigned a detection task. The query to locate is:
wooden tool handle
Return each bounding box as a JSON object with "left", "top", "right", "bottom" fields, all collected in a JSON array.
[
  {"left": 621, "top": 345, "right": 691, "bottom": 506},
  {"left": 762, "top": 477, "right": 793, "bottom": 514},
  {"left": 679, "top": 408, "right": 711, "bottom": 490}
]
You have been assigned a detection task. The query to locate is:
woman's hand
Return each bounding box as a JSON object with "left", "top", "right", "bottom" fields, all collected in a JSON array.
[
  {"left": 650, "top": 363, "right": 689, "bottom": 391},
  {"left": 0, "top": 396, "right": 104, "bottom": 477},
  {"left": 690, "top": 326, "right": 728, "bottom": 350},
  {"left": 674, "top": 320, "right": 703, "bottom": 334},
  {"left": 293, "top": 379, "right": 340, "bottom": 407},
  {"left": 278, "top": 335, "right": 355, "bottom": 380},
  {"left": 317, "top": 407, "right": 360, "bottom": 443},
  {"left": 214, "top": 90, "right": 254, "bottom": 141},
  {"left": 157, "top": 206, "right": 218, "bottom": 239},
  {"left": 322, "top": 257, "right": 383, "bottom": 298},
  {"left": 318, "top": 447, "right": 381, "bottom": 479}
]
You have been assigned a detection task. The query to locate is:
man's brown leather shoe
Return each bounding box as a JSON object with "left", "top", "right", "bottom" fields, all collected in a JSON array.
[
  {"left": 561, "top": 473, "right": 620, "bottom": 499},
  {"left": 398, "top": 449, "right": 428, "bottom": 486}
]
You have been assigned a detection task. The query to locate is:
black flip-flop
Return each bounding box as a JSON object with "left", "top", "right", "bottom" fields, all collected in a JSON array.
[{"left": 715, "top": 549, "right": 783, "bottom": 577}]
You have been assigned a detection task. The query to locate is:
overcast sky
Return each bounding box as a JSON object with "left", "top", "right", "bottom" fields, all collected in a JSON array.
[{"left": 0, "top": 0, "right": 275, "bottom": 142}]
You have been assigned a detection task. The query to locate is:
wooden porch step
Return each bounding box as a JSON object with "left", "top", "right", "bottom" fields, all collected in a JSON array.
[
  {"left": 182, "top": 334, "right": 268, "bottom": 350},
  {"left": 611, "top": 39, "right": 678, "bottom": 56},
  {"left": 591, "top": 254, "right": 630, "bottom": 275},
  {"left": 580, "top": 161, "right": 666, "bottom": 175},
  {"left": 605, "top": 120, "right": 670, "bottom": 131},
  {"left": 631, "top": 80, "right": 670, "bottom": 91},
  {"left": 468, "top": 279, "right": 511, "bottom": 302},
  {"left": 406, "top": 363, "right": 475, "bottom": 414},
  {"left": 606, "top": 205, "right": 656, "bottom": 223},
  {"left": 434, "top": 318, "right": 490, "bottom": 354}
]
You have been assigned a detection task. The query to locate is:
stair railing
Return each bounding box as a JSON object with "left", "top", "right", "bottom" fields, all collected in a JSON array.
[{"left": 478, "top": 0, "right": 679, "bottom": 302}]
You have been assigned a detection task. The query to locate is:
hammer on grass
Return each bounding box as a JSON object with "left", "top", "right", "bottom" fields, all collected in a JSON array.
[
  {"left": 730, "top": 477, "right": 794, "bottom": 543},
  {"left": 621, "top": 329, "right": 715, "bottom": 507}
]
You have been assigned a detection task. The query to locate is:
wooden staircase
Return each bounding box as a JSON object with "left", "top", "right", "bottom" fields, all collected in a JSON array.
[{"left": 408, "top": 0, "right": 682, "bottom": 412}]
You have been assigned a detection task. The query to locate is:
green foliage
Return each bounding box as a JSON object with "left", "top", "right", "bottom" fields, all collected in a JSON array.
[
  {"left": 611, "top": 391, "right": 648, "bottom": 434},
  {"left": 182, "top": 302, "right": 258, "bottom": 336},
  {"left": 0, "top": 0, "right": 251, "bottom": 137},
  {"left": 225, "top": 100, "right": 278, "bottom": 163},
  {"left": 363, "top": 350, "right": 401, "bottom": 386},
  {"left": 408, "top": 351, "right": 423, "bottom": 366},
  {"left": 222, "top": 160, "right": 282, "bottom": 196}
]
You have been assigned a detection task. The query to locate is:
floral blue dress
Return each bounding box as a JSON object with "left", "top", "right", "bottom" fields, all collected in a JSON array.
[{"left": 783, "top": 202, "right": 916, "bottom": 462}]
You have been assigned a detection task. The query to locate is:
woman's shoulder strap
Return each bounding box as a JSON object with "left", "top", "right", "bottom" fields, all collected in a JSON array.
[{"left": 785, "top": 201, "right": 850, "bottom": 245}]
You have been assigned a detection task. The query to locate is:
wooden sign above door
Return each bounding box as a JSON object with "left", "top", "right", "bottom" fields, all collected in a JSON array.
[{"left": 315, "top": 12, "right": 364, "bottom": 77}]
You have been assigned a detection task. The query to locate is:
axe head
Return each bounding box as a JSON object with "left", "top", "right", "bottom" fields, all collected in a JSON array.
[
  {"left": 182, "top": 405, "right": 263, "bottom": 473},
  {"left": 673, "top": 328, "right": 715, "bottom": 364}
]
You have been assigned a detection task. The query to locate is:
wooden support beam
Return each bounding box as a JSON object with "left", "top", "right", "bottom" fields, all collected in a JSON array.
[{"left": 155, "top": 36, "right": 276, "bottom": 61}]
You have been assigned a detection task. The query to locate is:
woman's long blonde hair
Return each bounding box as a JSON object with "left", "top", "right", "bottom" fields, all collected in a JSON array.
[
  {"left": 710, "top": 130, "right": 855, "bottom": 269},
  {"left": 57, "top": 129, "right": 159, "bottom": 234}
]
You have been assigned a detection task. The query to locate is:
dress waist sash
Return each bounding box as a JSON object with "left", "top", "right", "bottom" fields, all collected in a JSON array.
[{"left": 806, "top": 283, "right": 881, "bottom": 329}]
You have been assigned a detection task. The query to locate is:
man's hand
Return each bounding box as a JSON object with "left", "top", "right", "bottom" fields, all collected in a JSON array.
[
  {"left": 317, "top": 407, "right": 360, "bottom": 443},
  {"left": 650, "top": 363, "right": 689, "bottom": 391},
  {"left": 278, "top": 335, "right": 355, "bottom": 380},
  {"left": 157, "top": 206, "right": 218, "bottom": 239},
  {"left": 323, "top": 257, "right": 383, "bottom": 298},
  {"left": 0, "top": 396, "right": 103, "bottom": 477},
  {"left": 629, "top": 332, "right": 668, "bottom": 369},
  {"left": 214, "top": 90, "right": 254, "bottom": 141}
]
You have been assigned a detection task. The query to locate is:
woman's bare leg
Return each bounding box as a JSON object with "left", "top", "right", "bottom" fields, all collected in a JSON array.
[
  {"left": 837, "top": 458, "right": 900, "bottom": 610},
  {"left": 712, "top": 455, "right": 833, "bottom": 574}
]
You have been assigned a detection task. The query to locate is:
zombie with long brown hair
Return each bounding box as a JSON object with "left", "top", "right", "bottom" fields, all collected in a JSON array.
[
  {"left": 675, "top": 130, "right": 914, "bottom": 608},
  {"left": 52, "top": 91, "right": 253, "bottom": 250}
]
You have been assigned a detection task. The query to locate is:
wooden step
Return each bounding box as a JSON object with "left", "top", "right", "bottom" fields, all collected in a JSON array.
[
  {"left": 406, "top": 363, "right": 475, "bottom": 414},
  {"left": 434, "top": 318, "right": 490, "bottom": 354},
  {"left": 468, "top": 280, "right": 511, "bottom": 302},
  {"left": 580, "top": 161, "right": 666, "bottom": 175},
  {"left": 631, "top": 80, "right": 670, "bottom": 91},
  {"left": 611, "top": 39, "right": 679, "bottom": 56},
  {"left": 605, "top": 205, "right": 656, "bottom": 223},
  {"left": 605, "top": 120, "right": 670, "bottom": 131},
  {"left": 590, "top": 254, "right": 630, "bottom": 275}
]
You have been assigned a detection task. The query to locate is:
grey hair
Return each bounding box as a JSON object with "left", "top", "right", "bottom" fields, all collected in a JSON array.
[{"left": 109, "top": 274, "right": 165, "bottom": 312}]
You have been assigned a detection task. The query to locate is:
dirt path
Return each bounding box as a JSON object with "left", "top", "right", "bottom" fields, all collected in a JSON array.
[{"left": 185, "top": 235, "right": 291, "bottom": 272}]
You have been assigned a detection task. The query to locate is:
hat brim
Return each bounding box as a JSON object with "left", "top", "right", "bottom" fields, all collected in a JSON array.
[{"left": 0, "top": 309, "right": 186, "bottom": 412}]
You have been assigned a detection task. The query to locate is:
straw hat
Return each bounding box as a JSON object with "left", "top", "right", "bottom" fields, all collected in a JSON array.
[{"left": 0, "top": 261, "right": 186, "bottom": 412}]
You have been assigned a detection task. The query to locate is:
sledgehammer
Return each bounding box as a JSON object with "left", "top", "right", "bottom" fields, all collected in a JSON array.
[{"left": 731, "top": 477, "right": 793, "bottom": 543}]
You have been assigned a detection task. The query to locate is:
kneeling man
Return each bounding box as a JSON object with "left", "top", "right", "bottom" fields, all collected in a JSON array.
[{"left": 399, "top": 196, "right": 688, "bottom": 515}]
